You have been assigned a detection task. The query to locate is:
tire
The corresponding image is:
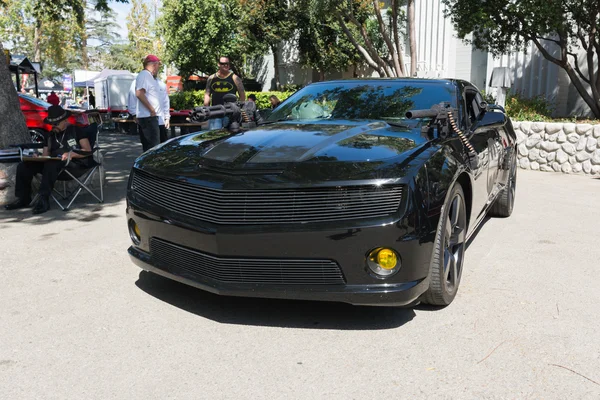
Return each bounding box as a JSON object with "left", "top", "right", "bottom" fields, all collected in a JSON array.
[
  {"left": 489, "top": 152, "right": 517, "bottom": 218},
  {"left": 422, "top": 183, "right": 467, "bottom": 306},
  {"left": 29, "top": 128, "right": 46, "bottom": 144}
]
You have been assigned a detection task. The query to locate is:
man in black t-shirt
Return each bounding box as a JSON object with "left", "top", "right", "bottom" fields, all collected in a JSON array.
[
  {"left": 4, "top": 105, "right": 93, "bottom": 215},
  {"left": 204, "top": 56, "right": 246, "bottom": 106}
]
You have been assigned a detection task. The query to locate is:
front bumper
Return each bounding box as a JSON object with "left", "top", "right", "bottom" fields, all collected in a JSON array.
[{"left": 127, "top": 204, "right": 433, "bottom": 307}]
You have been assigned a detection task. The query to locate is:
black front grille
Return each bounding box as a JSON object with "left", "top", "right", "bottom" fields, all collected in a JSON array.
[
  {"left": 132, "top": 169, "right": 402, "bottom": 224},
  {"left": 150, "top": 238, "right": 346, "bottom": 285}
]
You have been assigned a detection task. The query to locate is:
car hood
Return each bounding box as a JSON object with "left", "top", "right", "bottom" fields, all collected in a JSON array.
[{"left": 135, "top": 120, "right": 430, "bottom": 182}]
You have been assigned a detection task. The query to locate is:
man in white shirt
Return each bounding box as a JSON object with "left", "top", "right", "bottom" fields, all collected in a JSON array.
[
  {"left": 128, "top": 79, "right": 146, "bottom": 149},
  {"left": 135, "top": 54, "right": 162, "bottom": 151},
  {"left": 157, "top": 79, "right": 171, "bottom": 143}
]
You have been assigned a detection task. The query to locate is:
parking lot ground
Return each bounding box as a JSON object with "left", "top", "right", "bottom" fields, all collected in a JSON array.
[{"left": 1, "top": 133, "right": 599, "bottom": 399}]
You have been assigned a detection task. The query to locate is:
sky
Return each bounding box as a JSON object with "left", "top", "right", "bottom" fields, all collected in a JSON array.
[{"left": 110, "top": 2, "right": 132, "bottom": 41}]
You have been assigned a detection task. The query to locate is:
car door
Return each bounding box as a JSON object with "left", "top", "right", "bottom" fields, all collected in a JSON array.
[{"left": 463, "top": 88, "right": 498, "bottom": 222}]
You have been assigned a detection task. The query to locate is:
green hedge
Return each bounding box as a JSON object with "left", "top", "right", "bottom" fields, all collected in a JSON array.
[
  {"left": 504, "top": 91, "right": 554, "bottom": 122},
  {"left": 169, "top": 90, "right": 295, "bottom": 111},
  {"left": 485, "top": 90, "right": 555, "bottom": 122}
]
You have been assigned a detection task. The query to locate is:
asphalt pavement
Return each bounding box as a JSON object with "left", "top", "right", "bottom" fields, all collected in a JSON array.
[{"left": 1, "top": 133, "right": 599, "bottom": 399}]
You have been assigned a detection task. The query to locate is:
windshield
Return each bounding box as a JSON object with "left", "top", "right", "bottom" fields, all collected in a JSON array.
[
  {"left": 19, "top": 94, "right": 52, "bottom": 108},
  {"left": 266, "top": 80, "right": 457, "bottom": 124}
]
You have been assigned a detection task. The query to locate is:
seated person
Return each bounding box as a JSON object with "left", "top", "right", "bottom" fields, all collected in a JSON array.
[
  {"left": 4, "top": 105, "right": 93, "bottom": 215},
  {"left": 242, "top": 96, "right": 264, "bottom": 126}
]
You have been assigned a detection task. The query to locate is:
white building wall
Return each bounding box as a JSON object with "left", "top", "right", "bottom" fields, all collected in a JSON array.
[
  {"left": 261, "top": 1, "right": 588, "bottom": 117},
  {"left": 484, "top": 40, "right": 590, "bottom": 117},
  {"left": 411, "top": 0, "right": 453, "bottom": 78}
]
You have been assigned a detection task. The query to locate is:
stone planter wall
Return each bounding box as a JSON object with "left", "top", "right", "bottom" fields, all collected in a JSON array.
[{"left": 513, "top": 121, "right": 600, "bottom": 175}]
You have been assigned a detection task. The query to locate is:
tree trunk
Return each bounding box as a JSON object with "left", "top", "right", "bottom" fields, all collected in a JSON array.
[
  {"left": 272, "top": 45, "right": 281, "bottom": 91},
  {"left": 336, "top": 14, "right": 384, "bottom": 75},
  {"left": 81, "top": 24, "right": 89, "bottom": 69},
  {"left": 34, "top": 19, "right": 42, "bottom": 62},
  {"left": 391, "top": 0, "right": 406, "bottom": 77},
  {"left": 407, "top": 0, "right": 417, "bottom": 77},
  {"left": 0, "top": 43, "right": 31, "bottom": 205},
  {"left": 372, "top": 0, "right": 403, "bottom": 76},
  {"left": 530, "top": 37, "right": 600, "bottom": 118}
]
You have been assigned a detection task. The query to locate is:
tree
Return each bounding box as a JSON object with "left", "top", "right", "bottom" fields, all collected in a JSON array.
[
  {"left": 442, "top": 0, "right": 600, "bottom": 118},
  {"left": 0, "top": 0, "right": 33, "bottom": 56},
  {"left": 86, "top": 1, "right": 122, "bottom": 70},
  {"left": 27, "top": 0, "right": 127, "bottom": 63},
  {"left": 126, "top": 0, "right": 154, "bottom": 65},
  {"left": 0, "top": 43, "right": 30, "bottom": 205},
  {"left": 102, "top": 43, "right": 140, "bottom": 71},
  {"left": 317, "top": 0, "right": 410, "bottom": 77},
  {"left": 238, "top": 0, "right": 296, "bottom": 89},
  {"left": 158, "top": 0, "right": 263, "bottom": 77},
  {"left": 294, "top": 0, "right": 361, "bottom": 81},
  {"left": 406, "top": 0, "right": 416, "bottom": 77}
]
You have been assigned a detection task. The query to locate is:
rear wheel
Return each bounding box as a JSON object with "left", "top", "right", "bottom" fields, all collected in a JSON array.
[
  {"left": 489, "top": 152, "right": 517, "bottom": 218},
  {"left": 422, "top": 183, "right": 467, "bottom": 306}
]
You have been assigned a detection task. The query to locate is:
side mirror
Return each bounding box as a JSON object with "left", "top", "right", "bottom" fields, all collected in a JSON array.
[
  {"left": 477, "top": 110, "right": 506, "bottom": 128},
  {"left": 486, "top": 104, "right": 505, "bottom": 113}
]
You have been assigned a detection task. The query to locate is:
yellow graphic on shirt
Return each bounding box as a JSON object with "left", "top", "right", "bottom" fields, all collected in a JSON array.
[{"left": 211, "top": 80, "right": 234, "bottom": 93}]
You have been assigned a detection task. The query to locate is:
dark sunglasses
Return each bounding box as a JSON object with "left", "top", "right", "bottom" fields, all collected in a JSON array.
[{"left": 219, "top": 62, "right": 229, "bottom": 66}]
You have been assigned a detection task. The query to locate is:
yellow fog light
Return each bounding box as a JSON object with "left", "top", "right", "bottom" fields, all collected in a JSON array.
[
  {"left": 377, "top": 248, "right": 397, "bottom": 270},
  {"left": 129, "top": 219, "right": 141, "bottom": 245},
  {"left": 367, "top": 247, "right": 401, "bottom": 277}
]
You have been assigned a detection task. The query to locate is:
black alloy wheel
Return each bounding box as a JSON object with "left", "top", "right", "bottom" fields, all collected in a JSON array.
[
  {"left": 422, "top": 183, "right": 467, "bottom": 306},
  {"left": 490, "top": 151, "right": 517, "bottom": 218}
]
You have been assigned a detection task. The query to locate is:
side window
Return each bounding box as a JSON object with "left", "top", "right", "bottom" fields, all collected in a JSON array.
[
  {"left": 465, "top": 90, "right": 484, "bottom": 126},
  {"left": 465, "top": 91, "right": 477, "bottom": 125}
]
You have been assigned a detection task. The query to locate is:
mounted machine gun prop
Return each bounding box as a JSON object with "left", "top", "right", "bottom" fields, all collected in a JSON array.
[
  {"left": 406, "top": 103, "right": 479, "bottom": 170},
  {"left": 190, "top": 94, "right": 261, "bottom": 133}
]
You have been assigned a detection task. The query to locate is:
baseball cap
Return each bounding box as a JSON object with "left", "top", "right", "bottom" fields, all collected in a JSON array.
[{"left": 143, "top": 54, "right": 161, "bottom": 64}]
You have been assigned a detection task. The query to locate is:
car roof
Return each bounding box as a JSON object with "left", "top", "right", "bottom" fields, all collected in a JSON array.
[{"left": 310, "top": 78, "right": 472, "bottom": 88}]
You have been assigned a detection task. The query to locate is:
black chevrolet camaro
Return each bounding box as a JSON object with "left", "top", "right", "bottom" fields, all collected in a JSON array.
[{"left": 126, "top": 79, "right": 517, "bottom": 307}]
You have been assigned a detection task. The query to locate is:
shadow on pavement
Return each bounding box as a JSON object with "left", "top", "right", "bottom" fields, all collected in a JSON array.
[
  {"left": 135, "top": 271, "right": 416, "bottom": 330},
  {"left": 0, "top": 131, "right": 142, "bottom": 225}
]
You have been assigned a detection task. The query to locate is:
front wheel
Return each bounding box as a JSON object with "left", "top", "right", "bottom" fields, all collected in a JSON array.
[{"left": 422, "top": 183, "right": 467, "bottom": 306}]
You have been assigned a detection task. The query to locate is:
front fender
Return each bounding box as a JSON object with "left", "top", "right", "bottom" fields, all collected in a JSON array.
[{"left": 421, "top": 143, "right": 473, "bottom": 238}]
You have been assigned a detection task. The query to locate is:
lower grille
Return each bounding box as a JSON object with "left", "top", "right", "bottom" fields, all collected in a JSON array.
[{"left": 150, "top": 238, "right": 346, "bottom": 285}]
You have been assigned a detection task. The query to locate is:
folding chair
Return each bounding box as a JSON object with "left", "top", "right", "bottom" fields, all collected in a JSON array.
[
  {"left": 43, "top": 122, "right": 105, "bottom": 211},
  {"left": 10, "top": 122, "right": 105, "bottom": 212}
]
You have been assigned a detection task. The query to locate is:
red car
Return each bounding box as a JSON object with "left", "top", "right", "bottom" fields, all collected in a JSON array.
[{"left": 18, "top": 94, "right": 95, "bottom": 143}]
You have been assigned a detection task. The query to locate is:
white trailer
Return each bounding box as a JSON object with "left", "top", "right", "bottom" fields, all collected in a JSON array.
[{"left": 94, "top": 74, "right": 135, "bottom": 115}]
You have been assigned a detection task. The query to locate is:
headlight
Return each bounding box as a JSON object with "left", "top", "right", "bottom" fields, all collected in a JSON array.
[{"left": 367, "top": 247, "right": 401, "bottom": 277}]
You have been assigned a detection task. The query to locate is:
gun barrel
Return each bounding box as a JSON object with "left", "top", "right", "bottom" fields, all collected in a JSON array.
[
  {"left": 191, "top": 105, "right": 230, "bottom": 122},
  {"left": 405, "top": 109, "right": 440, "bottom": 119}
]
